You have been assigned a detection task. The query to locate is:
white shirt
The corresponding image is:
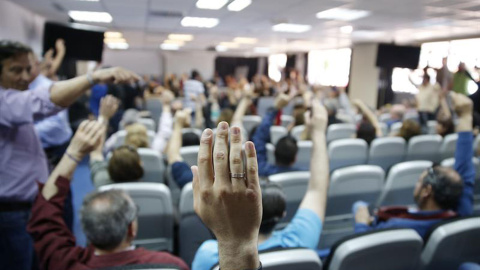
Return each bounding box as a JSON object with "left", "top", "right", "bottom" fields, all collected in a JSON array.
[
  {"left": 416, "top": 83, "right": 440, "bottom": 113},
  {"left": 183, "top": 79, "right": 205, "bottom": 110}
]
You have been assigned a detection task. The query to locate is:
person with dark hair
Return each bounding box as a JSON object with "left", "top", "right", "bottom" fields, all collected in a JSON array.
[
  {"left": 356, "top": 121, "right": 377, "bottom": 145},
  {"left": 182, "top": 132, "right": 201, "bottom": 146},
  {"left": 252, "top": 93, "right": 305, "bottom": 177},
  {"left": 353, "top": 99, "right": 384, "bottom": 143},
  {"left": 354, "top": 92, "right": 475, "bottom": 238},
  {"left": 0, "top": 40, "right": 140, "bottom": 270},
  {"left": 27, "top": 120, "right": 188, "bottom": 270},
  {"left": 193, "top": 99, "right": 330, "bottom": 270}
]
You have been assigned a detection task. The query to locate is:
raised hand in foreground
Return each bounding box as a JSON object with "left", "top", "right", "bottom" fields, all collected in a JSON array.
[{"left": 191, "top": 122, "right": 262, "bottom": 270}]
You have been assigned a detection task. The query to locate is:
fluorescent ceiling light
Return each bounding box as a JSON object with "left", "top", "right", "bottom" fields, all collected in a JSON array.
[
  {"left": 316, "top": 8, "right": 370, "bottom": 21},
  {"left": 160, "top": 43, "right": 180, "bottom": 50},
  {"left": 340, "top": 25, "right": 353, "bottom": 34},
  {"left": 107, "top": 42, "right": 128, "bottom": 50},
  {"left": 219, "top": 42, "right": 240, "bottom": 48},
  {"left": 272, "top": 23, "right": 312, "bottom": 33},
  {"left": 68, "top": 11, "right": 113, "bottom": 23},
  {"left": 168, "top": 34, "right": 194, "bottom": 41},
  {"left": 104, "top": 37, "right": 127, "bottom": 43},
  {"left": 196, "top": 0, "right": 228, "bottom": 10},
  {"left": 233, "top": 37, "right": 257, "bottom": 44},
  {"left": 163, "top": 40, "right": 185, "bottom": 46},
  {"left": 215, "top": 45, "right": 228, "bottom": 52},
  {"left": 181, "top": 17, "right": 219, "bottom": 28},
  {"left": 104, "top": 31, "right": 122, "bottom": 38},
  {"left": 228, "top": 0, "right": 252, "bottom": 11},
  {"left": 254, "top": 47, "right": 270, "bottom": 53}
]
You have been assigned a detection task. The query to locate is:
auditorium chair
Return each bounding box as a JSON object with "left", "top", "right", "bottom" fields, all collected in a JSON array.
[
  {"left": 439, "top": 133, "right": 458, "bottom": 161},
  {"left": 406, "top": 134, "right": 442, "bottom": 162},
  {"left": 328, "top": 139, "right": 368, "bottom": 173},
  {"left": 180, "top": 146, "right": 200, "bottom": 167},
  {"left": 368, "top": 137, "right": 406, "bottom": 172},
  {"left": 326, "top": 123, "right": 356, "bottom": 144}
]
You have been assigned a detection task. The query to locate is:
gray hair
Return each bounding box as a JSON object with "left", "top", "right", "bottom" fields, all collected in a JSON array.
[{"left": 80, "top": 189, "right": 137, "bottom": 250}]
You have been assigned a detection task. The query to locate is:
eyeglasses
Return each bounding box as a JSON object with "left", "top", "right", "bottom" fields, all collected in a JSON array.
[{"left": 423, "top": 164, "right": 440, "bottom": 186}]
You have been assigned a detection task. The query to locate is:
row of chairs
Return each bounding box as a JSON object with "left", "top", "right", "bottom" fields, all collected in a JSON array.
[
  {"left": 97, "top": 157, "right": 479, "bottom": 265},
  {"left": 179, "top": 134, "right": 461, "bottom": 173}
]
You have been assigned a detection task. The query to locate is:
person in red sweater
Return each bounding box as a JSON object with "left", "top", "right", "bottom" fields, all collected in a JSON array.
[{"left": 27, "top": 120, "right": 188, "bottom": 270}]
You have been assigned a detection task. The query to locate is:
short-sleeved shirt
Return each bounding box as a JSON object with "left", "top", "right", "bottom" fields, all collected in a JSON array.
[
  {"left": 191, "top": 208, "right": 322, "bottom": 270},
  {"left": 183, "top": 80, "right": 205, "bottom": 110}
]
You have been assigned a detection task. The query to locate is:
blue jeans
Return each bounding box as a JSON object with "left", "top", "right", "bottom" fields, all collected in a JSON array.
[{"left": 0, "top": 210, "right": 35, "bottom": 270}]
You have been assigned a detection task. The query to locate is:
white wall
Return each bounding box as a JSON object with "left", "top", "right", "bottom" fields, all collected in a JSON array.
[
  {"left": 102, "top": 49, "right": 163, "bottom": 75},
  {"left": 162, "top": 51, "right": 216, "bottom": 80},
  {"left": 0, "top": 1, "right": 46, "bottom": 55},
  {"left": 349, "top": 43, "right": 380, "bottom": 108}
]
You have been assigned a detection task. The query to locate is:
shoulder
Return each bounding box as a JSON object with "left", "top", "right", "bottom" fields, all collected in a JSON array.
[
  {"left": 135, "top": 249, "right": 188, "bottom": 269},
  {"left": 192, "top": 240, "right": 219, "bottom": 270}
]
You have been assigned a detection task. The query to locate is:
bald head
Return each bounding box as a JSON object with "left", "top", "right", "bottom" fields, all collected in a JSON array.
[
  {"left": 80, "top": 190, "right": 138, "bottom": 250},
  {"left": 417, "top": 166, "right": 464, "bottom": 211}
]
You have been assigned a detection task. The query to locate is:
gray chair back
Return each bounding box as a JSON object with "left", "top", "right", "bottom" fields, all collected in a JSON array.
[
  {"left": 328, "top": 139, "right": 368, "bottom": 173},
  {"left": 270, "top": 126, "right": 288, "bottom": 145},
  {"left": 325, "top": 229, "right": 423, "bottom": 270},
  {"left": 376, "top": 160, "right": 432, "bottom": 207},
  {"left": 326, "top": 123, "right": 356, "bottom": 143},
  {"left": 326, "top": 165, "right": 384, "bottom": 216},
  {"left": 439, "top": 133, "right": 458, "bottom": 161},
  {"left": 180, "top": 146, "right": 200, "bottom": 167},
  {"left": 269, "top": 171, "right": 310, "bottom": 225},
  {"left": 420, "top": 216, "right": 480, "bottom": 270},
  {"left": 138, "top": 148, "right": 165, "bottom": 183},
  {"left": 368, "top": 137, "right": 406, "bottom": 172},
  {"left": 99, "top": 183, "right": 174, "bottom": 252},
  {"left": 406, "top": 134, "right": 442, "bottom": 162}
]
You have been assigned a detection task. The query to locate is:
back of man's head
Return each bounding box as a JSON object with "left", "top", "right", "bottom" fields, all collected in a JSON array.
[
  {"left": 80, "top": 190, "right": 137, "bottom": 251},
  {"left": 0, "top": 40, "right": 32, "bottom": 74},
  {"left": 260, "top": 183, "right": 286, "bottom": 235},
  {"left": 275, "top": 136, "right": 298, "bottom": 166},
  {"left": 420, "top": 166, "right": 464, "bottom": 210},
  {"left": 357, "top": 122, "right": 376, "bottom": 145}
]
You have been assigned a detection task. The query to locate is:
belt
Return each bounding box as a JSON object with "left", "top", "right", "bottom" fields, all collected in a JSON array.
[{"left": 0, "top": 202, "right": 32, "bottom": 212}]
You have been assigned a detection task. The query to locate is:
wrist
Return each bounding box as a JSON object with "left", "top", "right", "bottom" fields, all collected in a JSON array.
[
  {"left": 98, "top": 115, "right": 109, "bottom": 125},
  {"left": 456, "top": 115, "right": 473, "bottom": 132},
  {"left": 218, "top": 240, "right": 259, "bottom": 270},
  {"left": 66, "top": 147, "right": 85, "bottom": 162}
]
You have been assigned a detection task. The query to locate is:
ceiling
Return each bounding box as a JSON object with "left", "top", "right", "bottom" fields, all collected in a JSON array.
[{"left": 9, "top": 0, "right": 480, "bottom": 54}]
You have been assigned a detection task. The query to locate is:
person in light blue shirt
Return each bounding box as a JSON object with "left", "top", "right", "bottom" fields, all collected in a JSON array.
[
  {"left": 192, "top": 98, "right": 330, "bottom": 270},
  {"left": 30, "top": 72, "right": 72, "bottom": 150}
]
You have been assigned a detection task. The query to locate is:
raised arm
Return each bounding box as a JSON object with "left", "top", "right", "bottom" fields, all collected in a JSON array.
[
  {"left": 152, "top": 90, "right": 174, "bottom": 154},
  {"left": 192, "top": 123, "right": 262, "bottom": 270},
  {"left": 299, "top": 99, "right": 329, "bottom": 221},
  {"left": 231, "top": 88, "right": 253, "bottom": 127},
  {"left": 27, "top": 121, "right": 104, "bottom": 270},
  {"left": 49, "top": 67, "right": 139, "bottom": 108},
  {"left": 451, "top": 92, "right": 475, "bottom": 216},
  {"left": 90, "top": 95, "right": 119, "bottom": 162},
  {"left": 46, "top": 39, "right": 66, "bottom": 79},
  {"left": 166, "top": 110, "right": 187, "bottom": 165},
  {"left": 252, "top": 93, "right": 290, "bottom": 176},
  {"left": 354, "top": 99, "right": 383, "bottom": 137}
]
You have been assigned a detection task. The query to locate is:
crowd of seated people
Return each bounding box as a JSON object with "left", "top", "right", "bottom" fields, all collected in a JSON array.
[{"left": 1, "top": 38, "right": 479, "bottom": 270}]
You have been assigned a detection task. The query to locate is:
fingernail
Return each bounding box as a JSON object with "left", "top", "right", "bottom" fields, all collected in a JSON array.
[
  {"left": 247, "top": 142, "right": 255, "bottom": 150},
  {"left": 232, "top": 127, "right": 240, "bottom": 135},
  {"left": 220, "top": 122, "right": 228, "bottom": 130},
  {"left": 203, "top": 129, "right": 212, "bottom": 137}
]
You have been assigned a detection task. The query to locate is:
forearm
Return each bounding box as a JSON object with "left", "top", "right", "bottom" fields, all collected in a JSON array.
[
  {"left": 218, "top": 241, "right": 260, "bottom": 270},
  {"left": 309, "top": 131, "right": 328, "bottom": 193},
  {"left": 49, "top": 50, "right": 65, "bottom": 77},
  {"left": 49, "top": 75, "right": 91, "bottom": 107},
  {"left": 167, "top": 124, "right": 183, "bottom": 164},
  {"left": 42, "top": 154, "right": 78, "bottom": 200},
  {"left": 359, "top": 103, "right": 382, "bottom": 135},
  {"left": 232, "top": 97, "right": 250, "bottom": 126},
  {"left": 195, "top": 101, "right": 204, "bottom": 129}
]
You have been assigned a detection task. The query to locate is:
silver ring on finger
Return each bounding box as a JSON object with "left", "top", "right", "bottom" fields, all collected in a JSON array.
[{"left": 230, "top": 172, "right": 246, "bottom": 179}]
